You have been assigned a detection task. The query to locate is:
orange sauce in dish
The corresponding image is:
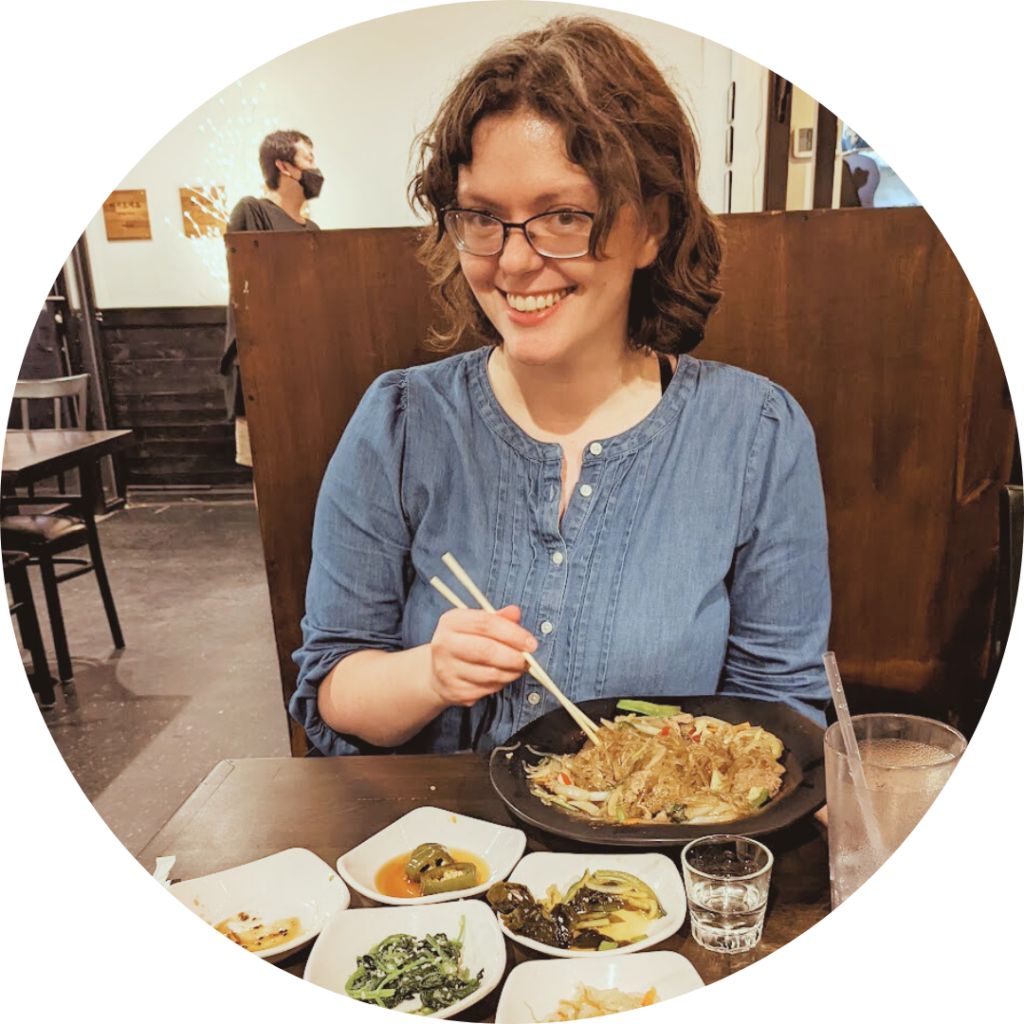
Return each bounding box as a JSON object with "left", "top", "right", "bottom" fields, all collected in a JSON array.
[
  {"left": 215, "top": 915, "right": 303, "bottom": 952},
  {"left": 375, "top": 849, "right": 489, "bottom": 899}
]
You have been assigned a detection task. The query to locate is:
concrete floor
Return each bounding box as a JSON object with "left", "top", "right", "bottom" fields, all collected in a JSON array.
[{"left": 18, "top": 497, "right": 290, "bottom": 858}]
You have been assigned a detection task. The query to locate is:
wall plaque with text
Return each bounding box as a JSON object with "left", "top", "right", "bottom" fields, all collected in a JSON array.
[
  {"left": 102, "top": 189, "right": 151, "bottom": 240},
  {"left": 180, "top": 186, "right": 228, "bottom": 238}
]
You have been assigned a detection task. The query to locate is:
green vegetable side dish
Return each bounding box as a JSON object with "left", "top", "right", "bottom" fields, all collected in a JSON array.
[
  {"left": 344, "top": 916, "right": 483, "bottom": 1015},
  {"left": 615, "top": 699, "right": 682, "bottom": 718},
  {"left": 487, "top": 869, "right": 665, "bottom": 951}
]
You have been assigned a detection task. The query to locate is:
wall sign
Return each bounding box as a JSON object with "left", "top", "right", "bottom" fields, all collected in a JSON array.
[
  {"left": 180, "top": 186, "right": 228, "bottom": 238},
  {"left": 102, "top": 189, "right": 151, "bottom": 241}
]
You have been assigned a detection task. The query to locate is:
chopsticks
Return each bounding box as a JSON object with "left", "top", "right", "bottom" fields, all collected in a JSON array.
[{"left": 430, "top": 552, "right": 602, "bottom": 747}]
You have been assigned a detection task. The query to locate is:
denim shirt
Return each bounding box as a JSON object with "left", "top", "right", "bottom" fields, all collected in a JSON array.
[{"left": 291, "top": 346, "right": 831, "bottom": 756}]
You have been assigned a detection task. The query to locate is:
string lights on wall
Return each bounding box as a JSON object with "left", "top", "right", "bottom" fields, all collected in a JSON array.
[{"left": 164, "top": 80, "right": 280, "bottom": 290}]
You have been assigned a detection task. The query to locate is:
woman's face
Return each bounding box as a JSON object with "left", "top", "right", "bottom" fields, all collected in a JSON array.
[{"left": 455, "top": 111, "right": 662, "bottom": 369}]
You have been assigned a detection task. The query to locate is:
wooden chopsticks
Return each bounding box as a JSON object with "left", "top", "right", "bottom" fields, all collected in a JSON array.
[{"left": 430, "top": 552, "right": 602, "bottom": 746}]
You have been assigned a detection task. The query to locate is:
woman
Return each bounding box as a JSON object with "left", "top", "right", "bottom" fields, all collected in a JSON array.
[{"left": 291, "top": 16, "right": 831, "bottom": 757}]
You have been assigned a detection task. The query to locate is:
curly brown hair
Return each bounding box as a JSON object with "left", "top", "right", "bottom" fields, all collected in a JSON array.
[{"left": 408, "top": 15, "right": 723, "bottom": 354}]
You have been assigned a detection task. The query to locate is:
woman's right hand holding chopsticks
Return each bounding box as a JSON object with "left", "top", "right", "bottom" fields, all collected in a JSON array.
[{"left": 428, "top": 605, "right": 539, "bottom": 707}]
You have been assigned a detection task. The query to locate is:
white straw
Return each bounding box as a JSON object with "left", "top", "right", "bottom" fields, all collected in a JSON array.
[{"left": 822, "top": 651, "right": 886, "bottom": 858}]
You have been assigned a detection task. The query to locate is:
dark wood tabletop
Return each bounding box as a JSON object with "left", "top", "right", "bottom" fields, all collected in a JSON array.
[
  {"left": 2, "top": 429, "right": 134, "bottom": 485},
  {"left": 138, "top": 755, "right": 830, "bottom": 1017}
]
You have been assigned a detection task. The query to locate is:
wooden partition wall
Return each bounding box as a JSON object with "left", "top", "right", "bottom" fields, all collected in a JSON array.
[{"left": 229, "top": 208, "right": 1015, "bottom": 756}]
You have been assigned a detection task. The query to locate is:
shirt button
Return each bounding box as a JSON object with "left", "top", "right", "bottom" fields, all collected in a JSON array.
[
  {"left": 527, "top": 692, "right": 541, "bottom": 705},
  {"left": 551, "top": 551, "right": 564, "bottom": 565},
  {"left": 589, "top": 442, "right": 604, "bottom": 456},
  {"left": 579, "top": 484, "right": 593, "bottom": 498},
  {"left": 540, "top": 620, "right": 554, "bottom": 635}
]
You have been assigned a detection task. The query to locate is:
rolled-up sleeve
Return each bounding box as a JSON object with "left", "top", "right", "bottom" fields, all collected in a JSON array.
[
  {"left": 290, "top": 370, "right": 412, "bottom": 754},
  {"left": 720, "top": 383, "right": 832, "bottom": 724}
]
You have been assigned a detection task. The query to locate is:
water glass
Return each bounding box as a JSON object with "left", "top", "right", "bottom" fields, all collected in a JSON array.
[
  {"left": 824, "top": 713, "right": 966, "bottom": 908},
  {"left": 680, "top": 835, "right": 773, "bottom": 953}
]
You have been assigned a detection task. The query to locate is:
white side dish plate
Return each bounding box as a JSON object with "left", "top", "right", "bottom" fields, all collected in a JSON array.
[
  {"left": 496, "top": 851, "right": 687, "bottom": 958},
  {"left": 303, "top": 898, "right": 506, "bottom": 1019},
  {"left": 495, "top": 950, "right": 704, "bottom": 1022},
  {"left": 168, "top": 847, "right": 351, "bottom": 961},
  {"left": 337, "top": 805, "right": 526, "bottom": 905}
]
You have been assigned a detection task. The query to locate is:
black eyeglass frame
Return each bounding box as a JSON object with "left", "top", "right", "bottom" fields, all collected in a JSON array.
[{"left": 442, "top": 208, "right": 597, "bottom": 259}]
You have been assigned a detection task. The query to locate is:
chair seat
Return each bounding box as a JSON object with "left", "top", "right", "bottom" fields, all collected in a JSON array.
[{"left": 1, "top": 515, "right": 88, "bottom": 554}]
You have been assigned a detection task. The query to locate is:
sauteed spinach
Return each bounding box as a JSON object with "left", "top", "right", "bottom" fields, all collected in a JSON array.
[{"left": 344, "top": 916, "right": 482, "bottom": 1014}]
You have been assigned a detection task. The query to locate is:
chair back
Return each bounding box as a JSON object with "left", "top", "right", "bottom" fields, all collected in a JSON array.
[{"left": 13, "top": 374, "right": 89, "bottom": 431}]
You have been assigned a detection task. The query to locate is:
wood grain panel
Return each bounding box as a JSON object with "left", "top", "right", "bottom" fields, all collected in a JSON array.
[
  {"left": 112, "top": 393, "right": 226, "bottom": 414},
  {"left": 105, "top": 338, "right": 225, "bottom": 362},
  {"left": 699, "top": 208, "right": 1015, "bottom": 718},
  {"left": 100, "top": 311, "right": 245, "bottom": 489},
  {"left": 127, "top": 460, "right": 252, "bottom": 488},
  {"left": 229, "top": 209, "right": 1015, "bottom": 753},
  {"left": 230, "top": 228, "right": 452, "bottom": 753},
  {"left": 108, "top": 358, "right": 222, "bottom": 381}
]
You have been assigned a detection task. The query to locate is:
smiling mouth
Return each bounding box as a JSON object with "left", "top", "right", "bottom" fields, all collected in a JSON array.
[{"left": 502, "top": 288, "right": 574, "bottom": 313}]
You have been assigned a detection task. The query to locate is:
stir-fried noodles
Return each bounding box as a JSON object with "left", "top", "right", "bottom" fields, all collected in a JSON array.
[{"left": 526, "top": 703, "right": 786, "bottom": 825}]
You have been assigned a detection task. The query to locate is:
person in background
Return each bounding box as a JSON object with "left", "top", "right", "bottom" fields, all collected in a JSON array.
[
  {"left": 291, "top": 16, "right": 832, "bottom": 757},
  {"left": 219, "top": 130, "right": 324, "bottom": 471}
]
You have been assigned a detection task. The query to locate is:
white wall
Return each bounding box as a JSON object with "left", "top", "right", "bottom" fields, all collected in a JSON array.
[
  {"left": 84, "top": 1, "right": 768, "bottom": 309},
  {"left": 785, "top": 84, "right": 817, "bottom": 210},
  {"left": 730, "top": 50, "right": 768, "bottom": 214}
]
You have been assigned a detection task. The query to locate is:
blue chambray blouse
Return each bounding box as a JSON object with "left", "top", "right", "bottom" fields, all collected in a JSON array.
[{"left": 291, "top": 346, "right": 831, "bottom": 756}]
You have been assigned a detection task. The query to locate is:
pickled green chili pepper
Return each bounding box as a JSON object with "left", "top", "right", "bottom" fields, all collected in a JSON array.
[
  {"left": 405, "top": 842, "right": 455, "bottom": 882},
  {"left": 419, "top": 862, "right": 478, "bottom": 895}
]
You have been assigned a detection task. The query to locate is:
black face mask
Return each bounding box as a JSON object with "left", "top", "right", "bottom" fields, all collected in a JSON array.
[{"left": 298, "top": 168, "right": 324, "bottom": 200}]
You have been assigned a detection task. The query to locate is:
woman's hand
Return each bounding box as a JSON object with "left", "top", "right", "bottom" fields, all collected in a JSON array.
[{"left": 429, "top": 605, "right": 538, "bottom": 707}]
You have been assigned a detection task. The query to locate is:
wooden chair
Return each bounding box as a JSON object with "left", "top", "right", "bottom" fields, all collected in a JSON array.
[
  {"left": 11, "top": 374, "right": 88, "bottom": 497},
  {"left": 4, "top": 550, "right": 56, "bottom": 708},
  {"left": 2, "top": 374, "right": 124, "bottom": 685},
  {"left": 12, "top": 374, "right": 89, "bottom": 430}
]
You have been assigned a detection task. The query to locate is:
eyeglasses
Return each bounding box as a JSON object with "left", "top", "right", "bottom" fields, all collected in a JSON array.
[{"left": 443, "top": 208, "right": 595, "bottom": 258}]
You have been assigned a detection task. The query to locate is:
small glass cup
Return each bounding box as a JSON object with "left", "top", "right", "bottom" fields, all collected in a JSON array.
[{"left": 680, "top": 835, "right": 773, "bottom": 953}]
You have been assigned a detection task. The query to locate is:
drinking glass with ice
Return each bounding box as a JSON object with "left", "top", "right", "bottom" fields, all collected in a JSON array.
[{"left": 824, "top": 713, "right": 966, "bottom": 907}]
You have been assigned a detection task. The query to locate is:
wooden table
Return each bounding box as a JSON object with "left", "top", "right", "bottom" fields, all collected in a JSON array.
[
  {"left": 2, "top": 429, "right": 133, "bottom": 490},
  {"left": 3, "top": 429, "right": 134, "bottom": 686},
  {"left": 138, "top": 755, "right": 830, "bottom": 1016}
]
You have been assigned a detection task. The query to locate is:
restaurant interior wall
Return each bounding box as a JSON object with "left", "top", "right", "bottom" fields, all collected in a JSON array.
[
  {"left": 70, "top": 3, "right": 770, "bottom": 491},
  {"left": 785, "top": 85, "right": 818, "bottom": 210},
  {"left": 81, "top": 2, "right": 769, "bottom": 311}
]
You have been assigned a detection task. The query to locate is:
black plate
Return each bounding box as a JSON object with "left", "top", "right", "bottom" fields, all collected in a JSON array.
[{"left": 489, "top": 696, "right": 825, "bottom": 846}]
